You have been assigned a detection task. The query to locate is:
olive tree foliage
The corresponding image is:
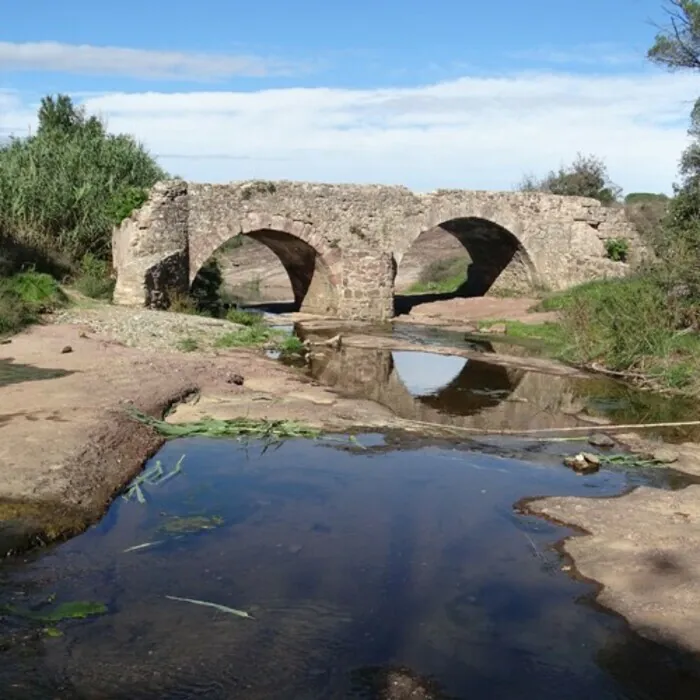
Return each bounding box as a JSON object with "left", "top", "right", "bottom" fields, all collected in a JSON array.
[
  {"left": 0, "top": 94, "right": 167, "bottom": 266},
  {"left": 518, "top": 153, "right": 622, "bottom": 204},
  {"left": 648, "top": 0, "right": 700, "bottom": 70},
  {"left": 646, "top": 1, "right": 700, "bottom": 295}
]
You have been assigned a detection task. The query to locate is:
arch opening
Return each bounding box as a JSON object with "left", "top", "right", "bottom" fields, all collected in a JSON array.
[
  {"left": 191, "top": 228, "right": 338, "bottom": 316},
  {"left": 395, "top": 217, "right": 536, "bottom": 315}
]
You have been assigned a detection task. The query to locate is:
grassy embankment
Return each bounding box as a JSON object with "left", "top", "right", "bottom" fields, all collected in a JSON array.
[
  {"left": 0, "top": 94, "right": 164, "bottom": 335},
  {"left": 479, "top": 275, "right": 700, "bottom": 393}
]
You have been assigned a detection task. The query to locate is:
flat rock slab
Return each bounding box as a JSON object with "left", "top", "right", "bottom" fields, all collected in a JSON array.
[
  {"left": 0, "top": 322, "right": 368, "bottom": 519},
  {"left": 405, "top": 297, "right": 558, "bottom": 324},
  {"left": 528, "top": 484, "right": 700, "bottom": 652}
]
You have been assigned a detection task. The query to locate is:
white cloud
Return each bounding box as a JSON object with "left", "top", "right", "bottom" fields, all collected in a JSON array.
[
  {"left": 2, "top": 70, "right": 699, "bottom": 193},
  {"left": 0, "top": 41, "right": 299, "bottom": 80}
]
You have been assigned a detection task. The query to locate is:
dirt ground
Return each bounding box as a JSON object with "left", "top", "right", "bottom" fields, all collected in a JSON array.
[
  {"left": 0, "top": 313, "right": 400, "bottom": 553},
  {"left": 400, "top": 296, "right": 557, "bottom": 327},
  {"left": 3, "top": 302, "right": 700, "bottom": 658}
]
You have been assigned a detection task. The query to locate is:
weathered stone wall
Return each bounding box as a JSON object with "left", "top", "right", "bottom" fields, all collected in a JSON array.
[
  {"left": 113, "top": 181, "right": 189, "bottom": 308},
  {"left": 113, "top": 179, "right": 648, "bottom": 320}
]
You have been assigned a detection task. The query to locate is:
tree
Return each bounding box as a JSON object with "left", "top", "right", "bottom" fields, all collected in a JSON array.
[
  {"left": 0, "top": 94, "right": 166, "bottom": 264},
  {"left": 648, "top": 0, "right": 700, "bottom": 70},
  {"left": 646, "top": 4, "right": 700, "bottom": 271},
  {"left": 519, "top": 153, "right": 622, "bottom": 204}
]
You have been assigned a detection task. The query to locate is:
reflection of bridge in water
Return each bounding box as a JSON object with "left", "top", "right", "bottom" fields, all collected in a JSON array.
[{"left": 304, "top": 341, "right": 593, "bottom": 432}]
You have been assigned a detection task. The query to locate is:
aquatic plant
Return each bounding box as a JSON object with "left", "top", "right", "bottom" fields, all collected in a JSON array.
[
  {"left": 128, "top": 408, "right": 320, "bottom": 442},
  {"left": 122, "top": 454, "right": 185, "bottom": 504},
  {"left": 158, "top": 514, "right": 224, "bottom": 534},
  {"left": 1, "top": 600, "right": 108, "bottom": 622},
  {"left": 165, "top": 595, "right": 253, "bottom": 619}
]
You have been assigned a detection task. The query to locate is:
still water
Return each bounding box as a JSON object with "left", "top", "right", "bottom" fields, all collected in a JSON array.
[
  {"left": 298, "top": 325, "right": 700, "bottom": 443},
  {"left": 2, "top": 435, "right": 700, "bottom": 699}
]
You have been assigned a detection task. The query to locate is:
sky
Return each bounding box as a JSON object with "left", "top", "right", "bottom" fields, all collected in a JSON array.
[{"left": 2, "top": 0, "right": 700, "bottom": 194}]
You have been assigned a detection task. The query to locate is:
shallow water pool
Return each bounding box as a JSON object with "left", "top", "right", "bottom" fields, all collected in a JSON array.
[{"left": 1, "top": 435, "right": 699, "bottom": 699}]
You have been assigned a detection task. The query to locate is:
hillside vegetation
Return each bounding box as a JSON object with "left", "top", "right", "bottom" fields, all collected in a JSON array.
[
  {"left": 0, "top": 95, "right": 167, "bottom": 334},
  {"left": 512, "top": 1, "right": 700, "bottom": 392}
]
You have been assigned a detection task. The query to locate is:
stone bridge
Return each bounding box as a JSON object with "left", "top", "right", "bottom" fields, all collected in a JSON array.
[{"left": 112, "top": 179, "right": 645, "bottom": 321}]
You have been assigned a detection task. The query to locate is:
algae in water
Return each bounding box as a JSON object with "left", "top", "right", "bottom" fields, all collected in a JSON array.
[{"left": 1, "top": 600, "right": 108, "bottom": 623}]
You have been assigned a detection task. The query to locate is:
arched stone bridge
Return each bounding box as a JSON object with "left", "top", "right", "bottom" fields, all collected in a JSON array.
[{"left": 112, "top": 179, "right": 645, "bottom": 321}]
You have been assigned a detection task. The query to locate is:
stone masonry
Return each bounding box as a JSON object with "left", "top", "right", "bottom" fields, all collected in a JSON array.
[{"left": 113, "top": 179, "right": 647, "bottom": 321}]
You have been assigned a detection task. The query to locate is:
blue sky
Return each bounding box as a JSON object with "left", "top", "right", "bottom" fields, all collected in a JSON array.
[{"left": 2, "top": 0, "right": 700, "bottom": 193}]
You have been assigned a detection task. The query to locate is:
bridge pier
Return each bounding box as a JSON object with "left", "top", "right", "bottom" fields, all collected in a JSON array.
[{"left": 336, "top": 250, "right": 395, "bottom": 322}]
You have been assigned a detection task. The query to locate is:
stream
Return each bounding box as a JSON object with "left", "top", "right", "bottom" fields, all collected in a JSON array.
[{"left": 2, "top": 321, "right": 700, "bottom": 698}]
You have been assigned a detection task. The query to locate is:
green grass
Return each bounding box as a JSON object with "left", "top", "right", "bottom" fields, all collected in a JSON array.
[
  {"left": 477, "top": 319, "right": 568, "bottom": 348},
  {"left": 176, "top": 336, "right": 199, "bottom": 352},
  {"left": 406, "top": 256, "right": 467, "bottom": 295},
  {"left": 278, "top": 334, "right": 305, "bottom": 355},
  {"left": 214, "top": 325, "right": 275, "bottom": 349},
  {"left": 530, "top": 275, "right": 700, "bottom": 392},
  {"left": 0, "top": 271, "right": 68, "bottom": 336},
  {"left": 226, "top": 307, "right": 263, "bottom": 326}
]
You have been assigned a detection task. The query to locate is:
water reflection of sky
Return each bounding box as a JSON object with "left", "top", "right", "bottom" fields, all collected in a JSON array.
[{"left": 391, "top": 350, "right": 467, "bottom": 397}]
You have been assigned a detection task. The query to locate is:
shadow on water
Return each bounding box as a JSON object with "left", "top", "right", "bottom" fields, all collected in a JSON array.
[
  {"left": 1, "top": 436, "right": 700, "bottom": 698},
  {"left": 295, "top": 324, "right": 700, "bottom": 444},
  {"left": 0, "top": 357, "right": 73, "bottom": 388}
]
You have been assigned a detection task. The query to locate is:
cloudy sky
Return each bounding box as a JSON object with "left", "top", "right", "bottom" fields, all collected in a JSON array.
[{"left": 2, "top": 0, "right": 699, "bottom": 194}]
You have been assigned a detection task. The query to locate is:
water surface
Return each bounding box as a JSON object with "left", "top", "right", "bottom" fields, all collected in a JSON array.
[
  {"left": 299, "top": 325, "right": 700, "bottom": 443},
  {"left": 1, "top": 436, "right": 699, "bottom": 699}
]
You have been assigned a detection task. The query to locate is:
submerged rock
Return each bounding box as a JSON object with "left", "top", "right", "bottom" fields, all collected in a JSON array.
[
  {"left": 350, "top": 665, "right": 450, "bottom": 699},
  {"left": 564, "top": 452, "right": 600, "bottom": 474}
]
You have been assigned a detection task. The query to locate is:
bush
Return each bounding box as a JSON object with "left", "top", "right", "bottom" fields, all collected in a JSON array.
[
  {"left": 0, "top": 271, "right": 67, "bottom": 336},
  {"left": 72, "top": 254, "right": 115, "bottom": 300},
  {"left": 519, "top": 153, "right": 621, "bottom": 204},
  {"left": 604, "top": 238, "right": 629, "bottom": 262},
  {"left": 0, "top": 94, "right": 165, "bottom": 267}
]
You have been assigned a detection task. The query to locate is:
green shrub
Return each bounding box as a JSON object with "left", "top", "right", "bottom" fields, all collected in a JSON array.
[
  {"left": 604, "top": 238, "right": 629, "bottom": 262},
  {"left": 278, "top": 334, "right": 305, "bottom": 355},
  {"left": 0, "top": 271, "right": 67, "bottom": 336},
  {"left": 0, "top": 94, "right": 165, "bottom": 266},
  {"left": 176, "top": 337, "right": 199, "bottom": 352},
  {"left": 214, "top": 325, "right": 274, "bottom": 348},
  {"left": 72, "top": 253, "right": 115, "bottom": 300},
  {"left": 226, "top": 307, "right": 262, "bottom": 326},
  {"left": 519, "top": 153, "right": 622, "bottom": 204}
]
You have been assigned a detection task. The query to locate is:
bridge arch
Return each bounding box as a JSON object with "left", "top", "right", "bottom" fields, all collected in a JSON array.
[
  {"left": 395, "top": 206, "right": 540, "bottom": 305},
  {"left": 189, "top": 214, "right": 342, "bottom": 315}
]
